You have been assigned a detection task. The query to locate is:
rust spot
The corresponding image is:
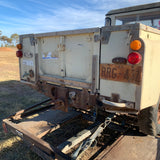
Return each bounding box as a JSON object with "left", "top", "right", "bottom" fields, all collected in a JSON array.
[
  {"left": 158, "top": 105, "right": 160, "bottom": 124},
  {"left": 29, "top": 70, "right": 34, "bottom": 78}
]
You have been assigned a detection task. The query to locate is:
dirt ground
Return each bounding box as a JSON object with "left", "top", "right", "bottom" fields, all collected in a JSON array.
[
  {"left": 0, "top": 48, "right": 46, "bottom": 160},
  {"left": 0, "top": 47, "right": 19, "bottom": 81}
]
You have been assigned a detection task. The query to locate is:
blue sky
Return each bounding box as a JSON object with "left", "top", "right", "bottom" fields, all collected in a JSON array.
[{"left": 0, "top": 0, "right": 159, "bottom": 37}]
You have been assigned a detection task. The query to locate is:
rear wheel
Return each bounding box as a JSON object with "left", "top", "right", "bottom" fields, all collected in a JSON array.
[{"left": 138, "top": 103, "right": 160, "bottom": 136}]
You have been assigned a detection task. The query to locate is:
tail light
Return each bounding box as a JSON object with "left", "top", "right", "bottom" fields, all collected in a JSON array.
[
  {"left": 16, "top": 51, "right": 23, "bottom": 58},
  {"left": 16, "top": 43, "right": 23, "bottom": 58},
  {"left": 130, "top": 40, "right": 142, "bottom": 51},
  {"left": 16, "top": 44, "right": 22, "bottom": 50},
  {"left": 127, "top": 52, "right": 142, "bottom": 65}
]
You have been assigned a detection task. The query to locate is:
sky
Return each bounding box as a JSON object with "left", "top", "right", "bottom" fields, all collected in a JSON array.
[{"left": 0, "top": 0, "right": 160, "bottom": 37}]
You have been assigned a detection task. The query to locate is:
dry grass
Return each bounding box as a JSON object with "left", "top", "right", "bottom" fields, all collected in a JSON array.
[
  {"left": 0, "top": 47, "right": 19, "bottom": 81},
  {"left": 0, "top": 48, "right": 46, "bottom": 160}
]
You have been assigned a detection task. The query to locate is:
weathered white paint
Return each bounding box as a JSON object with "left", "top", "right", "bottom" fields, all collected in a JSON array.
[
  {"left": 139, "top": 29, "right": 160, "bottom": 110},
  {"left": 100, "top": 30, "right": 136, "bottom": 102},
  {"left": 37, "top": 31, "right": 100, "bottom": 84},
  {"left": 20, "top": 37, "right": 35, "bottom": 81}
]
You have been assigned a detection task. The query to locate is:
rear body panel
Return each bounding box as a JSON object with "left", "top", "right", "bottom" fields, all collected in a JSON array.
[
  {"left": 19, "top": 24, "right": 160, "bottom": 111},
  {"left": 100, "top": 24, "right": 160, "bottom": 110},
  {"left": 20, "top": 28, "right": 100, "bottom": 91},
  {"left": 100, "top": 24, "right": 141, "bottom": 109}
]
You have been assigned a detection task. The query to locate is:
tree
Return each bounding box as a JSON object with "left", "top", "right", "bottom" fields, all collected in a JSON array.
[
  {"left": 1, "top": 36, "right": 8, "bottom": 46},
  {"left": 7, "top": 38, "right": 13, "bottom": 46},
  {"left": 11, "top": 33, "right": 19, "bottom": 46},
  {"left": 0, "top": 32, "right": 19, "bottom": 47}
]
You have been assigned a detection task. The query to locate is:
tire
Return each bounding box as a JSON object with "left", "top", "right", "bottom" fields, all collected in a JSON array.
[{"left": 138, "top": 103, "right": 160, "bottom": 136}]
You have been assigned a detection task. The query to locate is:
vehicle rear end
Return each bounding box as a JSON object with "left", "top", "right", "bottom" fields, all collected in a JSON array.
[
  {"left": 99, "top": 23, "right": 160, "bottom": 113},
  {"left": 17, "top": 28, "right": 100, "bottom": 111},
  {"left": 101, "top": 2, "right": 160, "bottom": 136}
]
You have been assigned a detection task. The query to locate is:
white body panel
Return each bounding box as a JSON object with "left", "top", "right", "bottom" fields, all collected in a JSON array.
[
  {"left": 37, "top": 33, "right": 98, "bottom": 82},
  {"left": 20, "top": 28, "right": 100, "bottom": 90},
  {"left": 100, "top": 24, "right": 160, "bottom": 110},
  {"left": 20, "top": 37, "right": 35, "bottom": 82},
  {"left": 139, "top": 30, "right": 160, "bottom": 109}
]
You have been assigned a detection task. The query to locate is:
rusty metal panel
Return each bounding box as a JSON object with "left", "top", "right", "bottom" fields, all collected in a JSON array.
[
  {"left": 91, "top": 55, "right": 98, "bottom": 93},
  {"left": 97, "top": 135, "right": 159, "bottom": 160},
  {"left": 39, "top": 75, "right": 91, "bottom": 89},
  {"left": 100, "top": 64, "right": 142, "bottom": 85},
  {"left": 17, "top": 109, "right": 80, "bottom": 138},
  {"left": 3, "top": 119, "right": 70, "bottom": 159}
]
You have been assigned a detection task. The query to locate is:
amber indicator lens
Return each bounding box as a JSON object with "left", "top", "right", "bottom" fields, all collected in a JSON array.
[
  {"left": 127, "top": 52, "right": 142, "bottom": 65},
  {"left": 16, "top": 44, "right": 22, "bottom": 50},
  {"left": 130, "top": 40, "right": 142, "bottom": 51},
  {"left": 16, "top": 51, "right": 23, "bottom": 58}
]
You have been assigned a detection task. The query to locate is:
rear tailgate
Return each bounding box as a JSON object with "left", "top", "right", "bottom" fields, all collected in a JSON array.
[{"left": 19, "top": 28, "right": 100, "bottom": 91}]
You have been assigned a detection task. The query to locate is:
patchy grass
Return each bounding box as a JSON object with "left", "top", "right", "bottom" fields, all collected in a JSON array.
[{"left": 0, "top": 48, "right": 46, "bottom": 159}]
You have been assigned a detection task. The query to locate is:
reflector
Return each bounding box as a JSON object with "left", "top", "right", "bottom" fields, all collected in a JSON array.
[
  {"left": 127, "top": 52, "right": 142, "bottom": 64},
  {"left": 16, "top": 51, "right": 23, "bottom": 58}
]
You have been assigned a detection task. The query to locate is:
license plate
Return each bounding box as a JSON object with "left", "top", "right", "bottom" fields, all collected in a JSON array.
[{"left": 100, "top": 64, "right": 142, "bottom": 85}]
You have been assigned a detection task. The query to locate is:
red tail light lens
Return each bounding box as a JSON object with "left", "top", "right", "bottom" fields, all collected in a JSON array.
[
  {"left": 16, "top": 51, "right": 23, "bottom": 58},
  {"left": 127, "top": 52, "right": 142, "bottom": 64}
]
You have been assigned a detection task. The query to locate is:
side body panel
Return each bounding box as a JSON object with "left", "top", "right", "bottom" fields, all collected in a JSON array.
[{"left": 140, "top": 27, "right": 160, "bottom": 109}]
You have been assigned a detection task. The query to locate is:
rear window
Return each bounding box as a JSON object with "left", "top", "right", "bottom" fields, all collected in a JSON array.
[{"left": 115, "top": 14, "right": 160, "bottom": 30}]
